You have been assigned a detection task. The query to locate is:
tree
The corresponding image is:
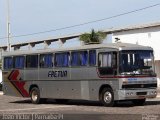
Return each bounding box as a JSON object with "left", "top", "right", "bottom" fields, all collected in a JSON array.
[{"left": 79, "top": 29, "right": 107, "bottom": 44}]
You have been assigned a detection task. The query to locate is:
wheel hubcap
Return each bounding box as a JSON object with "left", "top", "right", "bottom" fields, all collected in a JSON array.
[
  {"left": 104, "top": 91, "right": 112, "bottom": 103},
  {"left": 32, "top": 91, "right": 38, "bottom": 101}
]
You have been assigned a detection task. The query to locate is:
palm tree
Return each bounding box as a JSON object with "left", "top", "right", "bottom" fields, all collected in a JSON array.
[{"left": 79, "top": 29, "right": 107, "bottom": 44}]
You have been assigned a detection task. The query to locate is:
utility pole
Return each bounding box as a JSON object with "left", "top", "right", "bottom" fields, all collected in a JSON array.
[{"left": 6, "top": 0, "right": 11, "bottom": 51}]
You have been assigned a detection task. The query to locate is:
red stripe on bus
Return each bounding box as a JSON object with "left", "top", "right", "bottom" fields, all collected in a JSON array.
[{"left": 8, "top": 70, "right": 29, "bottom": 97}]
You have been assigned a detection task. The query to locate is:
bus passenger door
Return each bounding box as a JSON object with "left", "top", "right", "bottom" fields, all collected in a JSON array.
[{"left": 98, "top": 52, "right": 117, "bottom": 77}]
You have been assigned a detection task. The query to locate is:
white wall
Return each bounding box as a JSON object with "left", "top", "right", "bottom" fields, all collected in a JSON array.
[{"left": 113, "top": 31, "right": 160, "bottom": 60}]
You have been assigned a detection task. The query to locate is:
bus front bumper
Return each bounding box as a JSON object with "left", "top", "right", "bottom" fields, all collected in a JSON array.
[{"left": 117, "top": 89, "right": 157, "bottom": 100}]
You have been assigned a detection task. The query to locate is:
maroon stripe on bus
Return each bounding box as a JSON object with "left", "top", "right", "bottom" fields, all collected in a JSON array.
[{"left": 8, "top": 70, "right": 29, "bottom": 97}]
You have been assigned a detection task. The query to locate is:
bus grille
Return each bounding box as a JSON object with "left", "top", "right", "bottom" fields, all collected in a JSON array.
[
  {"left": 136, "top": 92, "right": 147, "bottom": 95},
  {"left": 122, "top": 83, "right": 157, "bottom": 89}
]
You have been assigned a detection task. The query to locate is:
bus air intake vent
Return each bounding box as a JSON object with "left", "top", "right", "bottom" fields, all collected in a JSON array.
[{"left": 136, "top": 92, "right": 147, "bottom": 95}]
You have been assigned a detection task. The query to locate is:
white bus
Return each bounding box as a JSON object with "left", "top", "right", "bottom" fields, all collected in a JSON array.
[{"left": 2, "top": 43, "right": 157, "bottom": 106}]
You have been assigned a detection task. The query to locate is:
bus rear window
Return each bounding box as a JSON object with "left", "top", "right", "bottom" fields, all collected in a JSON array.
[{"left": 4, "top": 57, "right": 13, "bottom": 69}]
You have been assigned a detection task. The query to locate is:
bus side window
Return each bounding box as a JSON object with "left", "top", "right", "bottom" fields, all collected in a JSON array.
[
  {"left": 13, "top": 56, "right": 25, "bottom": 69},
  {"left": 71, "top": 51, "right": 88, "bottom": 66},
  {"left": 40, "top": 54, "right": 53, "bottom": 68},
  {"left": 55, "top": 52, "right": 70, "bottom": 67},
  {"left": 26, "top": 55, "right": 38, "bottom": 68},
  {"left": 80, "top": 51, "right": 88, "bottom": 66},
  {"left": 71, "top": 52, "right": 80, "bottom": 66},
  {"left": 4, "top": 57, "right": 13, "bottom": 69},
  {"left": 89, "top": 50, "right": 96, "bottom": 66}
]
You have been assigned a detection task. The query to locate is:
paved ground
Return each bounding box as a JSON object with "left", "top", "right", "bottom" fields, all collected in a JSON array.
[{"left": 0, "top": 92, "right": 160, "bottom": 120}]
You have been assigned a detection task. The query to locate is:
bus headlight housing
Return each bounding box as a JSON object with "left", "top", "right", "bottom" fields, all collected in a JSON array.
[
  {"left": 126, "top": 92, "right": 134, "bottom": 96},
  {"left": 150, "top": 91, "right": 157, "bottom": 95}
]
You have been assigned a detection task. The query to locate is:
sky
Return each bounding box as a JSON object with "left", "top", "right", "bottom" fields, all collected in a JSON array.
[{"left": 0, "top": 0, "right": 160, "bottom": 46}]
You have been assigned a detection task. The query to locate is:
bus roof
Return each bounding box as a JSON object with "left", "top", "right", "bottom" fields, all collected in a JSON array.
[{"left": 2, "top": 43, "right": 153, "bottom": 56}]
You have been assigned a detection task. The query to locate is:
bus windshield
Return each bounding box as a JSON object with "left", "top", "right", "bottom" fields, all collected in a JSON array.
[{"left": 119, "top": 50, "right": 155, "bottom": 75}]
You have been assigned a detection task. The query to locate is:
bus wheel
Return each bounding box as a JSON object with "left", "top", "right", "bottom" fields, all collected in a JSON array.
[
  {"left": 100, "top": 88, "right": 114, "bottom": 107},
  {"left": 132, "top": 98, "right": 146, "bottom": 106},
  {"left": 30, "top": 87, "right": 40, "bottom": 104}
]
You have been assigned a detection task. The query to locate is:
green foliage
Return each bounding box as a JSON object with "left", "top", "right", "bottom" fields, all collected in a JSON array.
[{"left": 79, "top": 29, "right": 107, "bottom": 44}]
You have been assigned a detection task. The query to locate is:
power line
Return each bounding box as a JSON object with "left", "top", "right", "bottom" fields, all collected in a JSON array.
[{"left": 0, "top": 3, "right": 160, "bottom": 39}]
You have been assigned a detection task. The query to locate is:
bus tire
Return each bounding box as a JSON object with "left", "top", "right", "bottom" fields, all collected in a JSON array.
[
  {"left": 30, "top": 87, "right": 41, "bottom": 104},
  {"left": 132, "top": 98, "right": 146, "bottom": 106},
  {"left": 100, "top": 88, "right": 115, "bottom": 107}
]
